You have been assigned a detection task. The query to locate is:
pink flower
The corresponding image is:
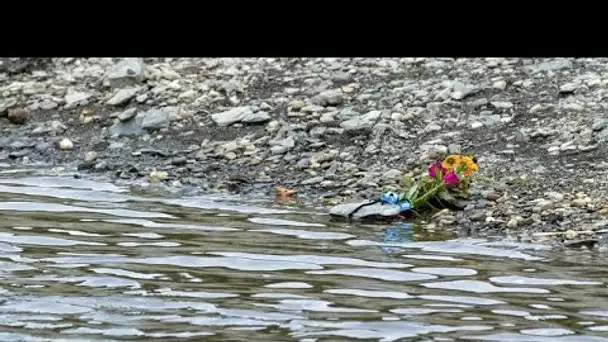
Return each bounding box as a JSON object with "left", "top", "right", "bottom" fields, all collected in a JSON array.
[
  {"left": 428, "top": 163, "right": 447, "bottom": 178},
  {"left": 442, "top": 171, "right": 459, "bottom": 185}
]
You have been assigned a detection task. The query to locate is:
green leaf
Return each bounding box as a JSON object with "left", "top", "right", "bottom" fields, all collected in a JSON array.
[{"left": 406, "top": 183, "right": 420, "bottom": 201}]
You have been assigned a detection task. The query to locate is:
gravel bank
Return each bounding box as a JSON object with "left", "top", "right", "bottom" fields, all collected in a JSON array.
[{"left": 2, "top": 57, "right": 608, "bottom": 249}]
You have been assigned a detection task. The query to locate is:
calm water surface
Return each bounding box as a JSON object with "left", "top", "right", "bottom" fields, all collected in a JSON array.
[{"left": 0, "top": 170, "right": 607, "bottom": 342}]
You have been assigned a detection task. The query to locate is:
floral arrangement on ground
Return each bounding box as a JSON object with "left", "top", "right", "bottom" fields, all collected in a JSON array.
[{"left": 379, "top": 154, "right": 480, "bottom": 217}]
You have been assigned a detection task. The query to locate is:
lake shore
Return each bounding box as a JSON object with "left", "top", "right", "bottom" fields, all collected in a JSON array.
[{"left": 2, "top": 57, "right": 608, "bottom": 249}]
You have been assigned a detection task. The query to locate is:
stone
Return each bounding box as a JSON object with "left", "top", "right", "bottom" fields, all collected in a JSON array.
[
  {"left": 211, "top": 106, "right": 270, "bottom": 126},
  {"left": 493, "top": 80, "right": 507, "bottom": 90},
  {"left": 7, "top": 107, "right": 27, "bottom": 125},
  {"left": 571, "top": 199, "right": 587, "bottom": 207},
  {"left": 50, "top": 120, "right": 67, "bottom": 133},
  {"left": 560, "top": 83, "right": 578, "bottom": 94},
  {"left": 140, "top": 108, "right": 170, "bottom": 130},
  {"left": 311, "top": 89, "right": 344, "bottom": 106},
  {"left": 290, "top": 100, "right": 307, "bottom": 111},
  {"left": 331, "top": 71, "right": 352, "bottom": 84},
  {"left": 491, "top": 101, "right": 513, "bottom": 109},
  {"left": 382, "top": 169, "right": 403, "bottom": 182},
  {"left": 536, "top": 58, "right": 571, "bottom": 72},
  {"left": 592, "top": 119, "right": 608, "bottom": 131},
  {"left": 0, "top": 97, "right": 18, "bottom": 117},
  {"left": 506, "top": 218, "right": 519, "bottom": 228},
  {"left": 546, "top": 192, "right": 564, "bottom": 202},
  {"left": 450, "top": 82, "right": 479, "bottom": 100},
  {"left": 533, "top": 200, "right": 553, "bottom": 213},
  {"left": 565, "top": 230, "right": 578, "bottom": 239},
  {"left": 471, "top": 122, "right": 483, "bottom": 129},
  {"left": 529, "top": 103, "right": 555, "bottom": 115},
  {"left": 64, "top": 91, "right": 91, "bottom": 107},
  {"left": 329, "top": 201, "right": 403, "bottom": 220},
  {"left": 108, "top": 58, "right": 146, "bottom": 88},
  {"left": 106, "top": 87, "right": 139, "bottom": 106},
  {"left": 425, "top": 123, "right": 441, "bottom": 132},
  {"left": 301, "top": 176, "right": 324, "bottom": 185},
  {"left": 117, "top": 108, "right": 138, "bottom": 122},
  {"left": 149, "top": 170, "right": 168, "bottom": 181},
  {"left": 270, "top": 136, "right": 295, "bottom": 154},
  {"left": 484, "top": 115, "right": 502, "bottom": 127},
  {"left": 84, "top": 151, "right": 98, "bottom": 163},
  {"left": 340, "top": 110, "right": 381, "bottom": 130},
  {"left": 448, "top": 144, "right": 461, "bottom": 154},
  {"left": 58, "top": 138, "right": 74, "bottom": 150},
  {"left": 242, "top": 111, "right": 271, "bottom": 124}
]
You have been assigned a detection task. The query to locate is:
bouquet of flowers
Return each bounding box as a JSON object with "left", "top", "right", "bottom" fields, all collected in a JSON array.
[{"left": 379, "top": 154, "right": 479, "bottom": 216}]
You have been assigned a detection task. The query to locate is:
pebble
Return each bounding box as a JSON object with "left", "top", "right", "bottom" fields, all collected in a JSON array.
[
  {"left": 571, "top": 199, "right": 588, "bottom": 207},
  {"left": 506, "top": 218, "right": 519, "bottom": 228},
  {"left": 149, "top": 170, "right": 168, "bottom": 181},
  {"left": 84, "top": 151, "right": 98, "bottom": 163},
  {"left": 533, "top": 200, "right": 553, "bottom": 213},
  {"left": 58, "top": 138, "right": 74, "bottom": 150},
  {"left": 7, "top": 107, "right": 27, "bottom": 124}
]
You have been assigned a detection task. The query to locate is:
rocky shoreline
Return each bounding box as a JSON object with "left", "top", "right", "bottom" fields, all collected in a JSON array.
[{"left": 2, "top": 57, "right": 608, "bottom": 249}]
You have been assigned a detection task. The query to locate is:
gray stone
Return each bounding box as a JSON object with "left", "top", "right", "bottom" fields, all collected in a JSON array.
[
  {"left": 592, "top": 119, "right": 608, "bottom": 131},
  {"left": 536, "top": 58, "right": 571, "bottom": 72},
  {"left": 109, "top": 108, "right": 169, "bottom": 137},
  {"left": 471, "top": 98, "right": 488, "bottom": 108},
  {"left": 382, "top": 169, "right": 403, "bottom": 182},
  {"left": 64, "top": 91, "right": 91, "bottom": 107},
  {"left": 491, "top": 101, "right": 513, "bottom": 109},
  {"left": 484, "top": 115, "right": 502, "bottom": 127},
  {"left": 448, "top": 144, "right": 462, "bottom": 154},
  {"left": 560, "top": 83, "right": 578, "bottom": 94},
  {"left": 0, "top": 97, "right": 17, "bottom": 117},
  {"left": 311, "top": 89, "right": 344, "bottom": 106},
  {"left": 533, "top": 200, "right": 554, "bottom": 213},
  {"left": 211, "top": 106, "right": 270, "bottom": 126},
  {"left": 117, "top": 108, "right": 138, "bottom": 122},
  {"left": 108, "top": 58, "right": 146, "bottom": 88},
  {"left": 106, "top": 87, "right": 139, "bottom": 106},
  {"left": 529, "top": 103, "right": 555, "bottom": 115},
  {"left": 270, "top": 136, "right": 295, "bottom": 154},
  {"left": 301, "top": 176, "right": 324, "bottom": 185},
  {"left": 331, "top": 71, "right": 352, "bottom": 84},
  {"left": 451, "top": 82, "right": 479, "bottom": 100},
  {"left": 242, "top": 111, "right": 271, "bottom": 124},
  {"left": 84, "top": 151, "right": 98, "bottom": 163},
  {"left": 140, "top": 108, "right": 170, "bottom": 130},
  {"left": 340, "top": 110, "right": 381, "bottom": 130},
  {"left": 329, "top": 201, "right": 403, "bottom": 220}
]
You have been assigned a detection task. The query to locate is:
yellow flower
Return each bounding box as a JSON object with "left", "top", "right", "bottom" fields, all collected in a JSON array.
[
  {"left": 442, "top": 154, "right": 478, "bottom": 176},
  {"left": 461, "top": 156, "right": 478, "bottom": 176},
  {"left": 442, "top": 155, "right": 462, "bottom": 171}
]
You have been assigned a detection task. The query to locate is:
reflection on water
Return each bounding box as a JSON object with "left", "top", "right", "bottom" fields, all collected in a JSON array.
[{"left": 0, "top": 174, "right": 607, "bottom": 341}]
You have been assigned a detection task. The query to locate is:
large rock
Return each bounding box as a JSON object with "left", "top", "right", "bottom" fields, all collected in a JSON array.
[
  {"left": 329, "top": 201, "right": 404, "bottom": 220},
  {"left": 107, "top": 58, "right": 146, "bottom": 88},
  {"left": 108, "top": 108, "right": 169, "bottom": 137},
  {"left": 340, "top": 110, "right": 381, "bottom": 130},
  {"left": 211, "top": 106, "right": 270, "bottom": 126},
  {"left": 106, "top": 87, "right": 140, "bottom": 106},
  {"left": 64, "top": 91, "right": 91, "bottom": 107}
]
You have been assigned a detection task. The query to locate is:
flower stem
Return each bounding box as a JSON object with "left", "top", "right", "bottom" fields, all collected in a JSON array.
[{"left": 412, "top": 183, "right": 445, "bottom": 208}]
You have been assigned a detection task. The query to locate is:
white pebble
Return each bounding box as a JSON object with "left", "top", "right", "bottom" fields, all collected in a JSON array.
[
  {"left": 58, "top": 138, "right": 74, "bottom": 150},
  {"left": 471, "top": 122, "right": 483, "bottom": 129}
]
